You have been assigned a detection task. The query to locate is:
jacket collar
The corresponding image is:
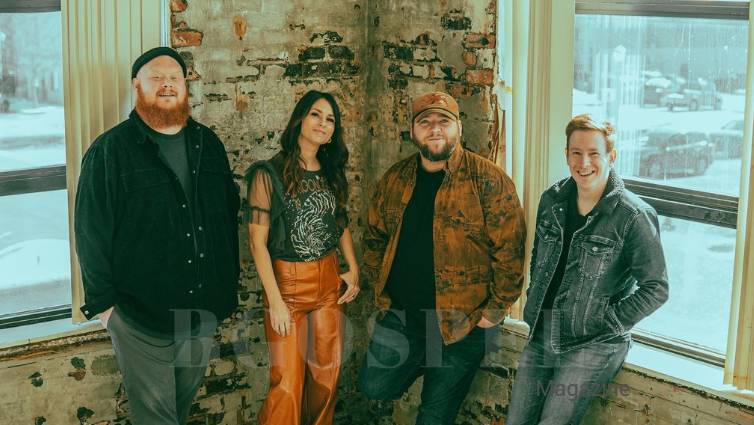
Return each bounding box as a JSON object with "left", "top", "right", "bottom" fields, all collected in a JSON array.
[
  {"left": 550, "top": 168, "right": 624, "bottom": 215},
  {"left": 129, "top": 109, "right": 196, "bottom": 144},
  {"left": 446, "top": 143, "right": 464, "bottom": 172}
]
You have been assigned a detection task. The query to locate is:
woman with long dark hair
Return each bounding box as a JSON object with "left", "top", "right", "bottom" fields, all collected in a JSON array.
[{"left": 245, "top": 90, "right": 359, "bottom": 425}]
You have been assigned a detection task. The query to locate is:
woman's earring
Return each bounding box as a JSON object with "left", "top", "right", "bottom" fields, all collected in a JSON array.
[{"left": 327, "top": 139, "right": 332, "bottom": 144}]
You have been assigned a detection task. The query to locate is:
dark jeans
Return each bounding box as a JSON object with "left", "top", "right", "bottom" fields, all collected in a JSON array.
[
  {"left": 358, "top": 310, "right": 493, "bottom": 425},
  {"left": 506, "top": 328, "right": 630, "bottom": 425}
]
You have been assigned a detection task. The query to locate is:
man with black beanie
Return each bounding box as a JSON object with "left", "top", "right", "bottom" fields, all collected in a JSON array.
[{"left": 75, "top": 46, "right": 240, "bottom": 424}]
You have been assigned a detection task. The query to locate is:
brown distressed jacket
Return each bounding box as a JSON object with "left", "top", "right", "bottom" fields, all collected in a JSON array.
[{"left": 362, "top": 146, "right": 526, "bottom": 344}]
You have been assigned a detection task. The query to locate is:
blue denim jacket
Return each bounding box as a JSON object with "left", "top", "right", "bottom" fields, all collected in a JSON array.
[{"left": 523, "top": 170, "right": 669, "bottom": 353}]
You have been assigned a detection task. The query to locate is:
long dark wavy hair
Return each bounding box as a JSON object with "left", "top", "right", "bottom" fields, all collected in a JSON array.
[{"left": 280, "top": 90, "right": 349, "bottom": 210}]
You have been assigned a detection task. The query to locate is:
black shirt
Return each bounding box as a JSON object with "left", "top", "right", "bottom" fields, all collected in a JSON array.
[
  {"left": 149, "top": 127, "right": 193, "bottom": 209},
  {"left": 281, "top": 170, "right": 341, "bottom": 262},
  {"left": 534, "top": 189, "right": 588, "bottom": 337},
  {"left": 384, "top": 160, "right": 445, "bottom": 332},
  {"left": 244, "top": 153, "right": 350, "bottom": 262}
]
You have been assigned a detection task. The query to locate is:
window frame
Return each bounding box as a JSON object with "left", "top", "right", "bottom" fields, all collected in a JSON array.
[
  {"left": 576, "top": 0, "right": 750, "bottom": 20},
  {"left": 0, "top": 0, "right": 59, "bottom": 14},
  {"left": 573, "top": 0, "right": 750, "bottom": 367},
  {"left": 0, "top": 166, "right": 67, "bottom": 196},
  {"left": 0, "top": 0, "right": 73, "bottom": 328}
]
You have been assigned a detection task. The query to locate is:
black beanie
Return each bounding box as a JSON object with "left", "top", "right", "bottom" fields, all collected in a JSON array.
[{"left": 131, "top": 47, "right": 187, "bottom": 79}]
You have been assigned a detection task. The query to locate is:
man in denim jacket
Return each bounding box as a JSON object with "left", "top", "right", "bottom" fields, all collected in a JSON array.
[{"left": 506, "top": 114, "right": 668, "bottom": 425}]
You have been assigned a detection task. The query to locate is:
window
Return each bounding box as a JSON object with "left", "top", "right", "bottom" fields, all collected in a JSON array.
[
  {"left": 0, "top": 3, "right": 71, "bottom": 329},
  {"left": 573, "top": 0, "right": 749, "bottom": 364}
]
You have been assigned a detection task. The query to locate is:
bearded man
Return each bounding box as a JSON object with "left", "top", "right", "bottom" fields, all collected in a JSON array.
[
  {"left": 358, "top": 91, "right": 527, "bottom": 424},
  {"left": 74, "top": 47, "right": 240, "bottom": 424}
]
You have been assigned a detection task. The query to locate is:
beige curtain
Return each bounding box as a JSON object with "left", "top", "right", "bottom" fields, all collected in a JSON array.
[
  {"left": 62, "top": 0, "right": 164, "bottom": 322},
  {"left": 500, "top": 0, "right": 574, "bottom": 320},
  {"left": 724, "top": 3, "right": 754, "bottom": 393},
  {"left": 497, "top": 0, "right": 529, "bottom": 320}
]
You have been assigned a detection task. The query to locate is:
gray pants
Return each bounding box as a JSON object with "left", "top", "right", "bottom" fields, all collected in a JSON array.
[{"left": 107, "top": 307, "right": 214, "bottom": 425}]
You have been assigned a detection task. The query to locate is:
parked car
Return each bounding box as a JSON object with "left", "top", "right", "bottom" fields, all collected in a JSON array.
[
  {"left": 638, "top": 130, "right": 715, "bottom": 178},
  {"left": 660, "top": 77, "right": 722, "bottom": 111},
  {"left": 708, "top": 119, "right": 744, "bottom": 159},
  {"left": 641, "top": 71, "right": 674, "bottom": 106}
]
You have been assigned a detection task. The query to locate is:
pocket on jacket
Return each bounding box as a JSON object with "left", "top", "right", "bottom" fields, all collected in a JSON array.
[
  {"left": 199, "top": 158, "right": 233, "bottom": 213},
  {"left": 122, "top": 168, "right": 174, "bottom": 206},
  {"left": 531, "top": 222, "right": 559, "bottom": 286},
  {"left": 579, "top": 235, "right": 616, "bottom": 278},
  {"left": 534, "top": 223, "right": 558, "bottom": 266},
  {"left": 581, "top": 296, "right": 610, "bottom": 335},
  {"left": 122, "top": 168, "right": 172, "bottom": 191}
]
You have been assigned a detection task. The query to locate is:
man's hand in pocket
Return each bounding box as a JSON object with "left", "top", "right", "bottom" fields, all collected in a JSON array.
[{"left": 99, "top": 307, "right": 114, "bottom": 330}]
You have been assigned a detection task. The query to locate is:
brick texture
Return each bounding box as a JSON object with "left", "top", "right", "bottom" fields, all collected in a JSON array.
[{"left": 2, "top": 1, "right": 753, "bottom": 425}]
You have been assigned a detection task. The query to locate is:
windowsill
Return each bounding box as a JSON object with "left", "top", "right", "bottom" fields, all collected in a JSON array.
[
  {"left": 624, "top": 341, "right": 754, "bottom": 408},
  {"left": 502, "top": 318, "right": 754, "bottom": 409},
  {"left": 2, "top": 317, "right": 754, "bottom": 410},
  {"left": 0, "top": 318, "right": 106, "bottom": 357}
]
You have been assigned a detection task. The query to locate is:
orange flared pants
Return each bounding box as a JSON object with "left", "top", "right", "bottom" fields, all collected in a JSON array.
[{"left": 258, "top": 251, "right": 344, "bottom": 425}]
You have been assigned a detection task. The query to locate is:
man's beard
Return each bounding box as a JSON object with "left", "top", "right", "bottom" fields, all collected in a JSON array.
[
  {"left": 134, "top": 85, "right": 190, "bottom": 129},
  {"left": 413, "top": 136, "right": 458, "bottom": 162}
]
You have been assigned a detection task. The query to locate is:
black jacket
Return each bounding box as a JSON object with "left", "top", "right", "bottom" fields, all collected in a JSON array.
[{"left": 75, "top": 111, "right": 240, "bottom": 334}]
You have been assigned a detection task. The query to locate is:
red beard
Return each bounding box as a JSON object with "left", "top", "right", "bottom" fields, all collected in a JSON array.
[{"left": 134, "top": 85, "right": 190, "bottom": 129}]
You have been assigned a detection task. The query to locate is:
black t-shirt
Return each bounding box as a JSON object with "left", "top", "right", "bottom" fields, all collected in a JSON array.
[
  {"left": 149, "top": 127, "right": 193, "bottom": 208},
  {"left": 247, "top": 167, "right": 341, "bottom": 262},
  {"left": 534, "top": 189, "right": 588, "bottom": 337},
  {"left": 384, "top": 160, "right": 445, "bottom": 332},
  {"left": 281, "top": 170, "right": 341, "bottom": 261}
]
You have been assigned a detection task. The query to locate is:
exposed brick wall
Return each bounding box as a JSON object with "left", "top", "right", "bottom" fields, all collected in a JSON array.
[
  {"left": 1, "top": 1, "right": 754, "bottom": 425},
  {"left": 170, "top": 1, "right": 372, "bottom": 423},
  {"left": 363, "top": 0, "right": 500, "bottom": 184},
  {"left": 1, "top": 0, "right": 372, "bottom": 423}
]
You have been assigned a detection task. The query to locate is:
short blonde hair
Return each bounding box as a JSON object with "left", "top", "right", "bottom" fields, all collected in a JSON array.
[{"left": 565, "top": 114, "right": 615, "bottom": 152}]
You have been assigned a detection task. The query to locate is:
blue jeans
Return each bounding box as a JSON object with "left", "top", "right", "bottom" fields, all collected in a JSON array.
[
  {"left": 506, "top": 329, "right": 630, "bottom": 425},
  {"left": 358, "top": 310, "right": 493, "bottom": 425}
]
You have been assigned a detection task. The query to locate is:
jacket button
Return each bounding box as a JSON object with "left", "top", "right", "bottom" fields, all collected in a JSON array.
[
  {"left": 188, "top": 290, "right": 194, "bottom": 294},
  {"left": 198, "top": 283, "right": 203, "bottom": 288},
  {"left": 192, "top": 170, "right": 196, "bottom": 174},
  {"left": 199, "top": 253, "right": 204, "bottom": 258},
  {"left": 198, "top": 226, "right": 203, "bottom": 231},
  {"left": 195, "top": 144, "right": 199, "bottom": 149},
  {"left": 592, "top": 247, "right": 598, "bottom": 252},
  {"left": 186, "top": 233, "right": 191, "bottom": 237},
  {"left": 84, "top": 310, "right": 89, "bottom": 315},
  {"left": 182, "top": 204, "right": 187, "bottom": 208},
  {"left": 188, "top": 259, "right": 192, "bottom": 264}
]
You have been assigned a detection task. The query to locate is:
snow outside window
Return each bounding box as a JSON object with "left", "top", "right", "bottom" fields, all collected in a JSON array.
[
  {"left": 0, "top": 11, "right": 70, "bottom": 319},
  {"left": 573, "top": 12, "right": 748, "bottom": 355}
]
